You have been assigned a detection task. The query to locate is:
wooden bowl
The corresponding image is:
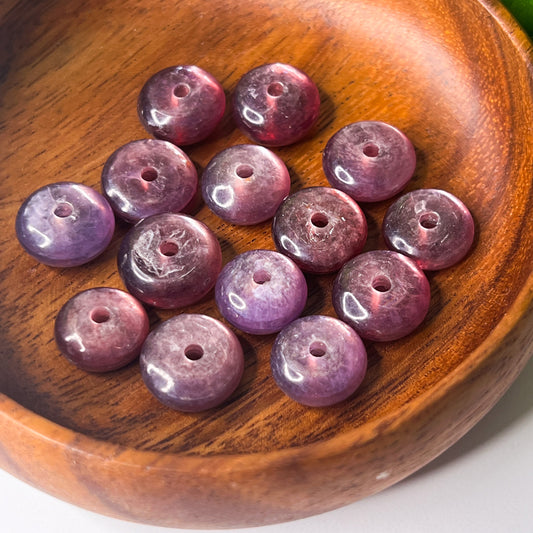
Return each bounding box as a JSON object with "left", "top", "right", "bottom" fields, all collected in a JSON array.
[{"left": 1, "top": 0, "right": 532, "bottom": 528}]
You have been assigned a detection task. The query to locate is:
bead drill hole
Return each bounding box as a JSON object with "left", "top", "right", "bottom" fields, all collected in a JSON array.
[
  {"left": 419, "top": 212, "right": 440, "bottom": 229},
  {"left": 236, "top": 164, "right": 254, "bottom": 178},
  {"left": 91, "top": 307, "right": 110, "bottom": 323},
  {"left": 159, "top": 241, "right": 179, "bottom": 256},
  {"left": 372, "top": 275, "right": 392, "bottom": 292},
  {"left": 253, "top": 270, "right": 271, "bottom": 284},
  {"left": 309, "top": 341, "right": 327, "bottom": 357},
  {"left": 173, "top": 83, "right": 190, "bottom": 97},
  {"left": 311, "top": 212, "right": 329, "bottom": 228},
  {"left": 141, "top": 167, "right": 158, "bottom": 182},
  {"left": 54, "top": 203, "right": 73, "bottom": 218},
  {"left": 363, "top": 143, "right": 379, "bottom": 157},
  {"left": 267, "top": 82, "right": 284, "bottom": 97},
  {"left": 184, "top": 344, "right": 204, "bottom": 360}
]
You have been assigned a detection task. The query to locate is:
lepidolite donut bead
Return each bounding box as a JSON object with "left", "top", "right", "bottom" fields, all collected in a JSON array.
[
  {"left": 118, "top": 213, "right": 222, "bottom": 309},
  {"left": 140, "top": 314, "right": 244, "bottom": 412},
  {"left": 272, "top": 186, "right": 367, "bottom": 273}
]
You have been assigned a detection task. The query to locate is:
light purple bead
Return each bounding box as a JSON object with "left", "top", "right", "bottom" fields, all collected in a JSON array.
[
  {"left": 15, "top": 181, "right": 115, "bottom": 267},
  {"left": 323, "top": 121, "right": 416, "bottom": 202},
  {"left": 271, "top": 315, "right": 367, "bottom": 407},
  {"left": 215, "top": 249, "right": 308, "bottom": 335},
  {"left": 383, "top": 188, "right": 475, "bottom": 270},
  {"left": 272, "top": 186, "right": 368, "bottom": 273},
  {"left": 140, "top": 314, "right": 244, "bottom": 412},
  {"left": 118, "top": 213, "right": 222, "bottom": 309},
  {"left": 201, "top": 144, "right": 291, "bottom": 225},
  {"left": 101, "top": 139, "right": 197, "bottom": 223},
  {"left": 55, "top": 287, "right": 150, "bottom": 372},
  {"left": 333, "top": 250, "right": 431, "bottom": 341}
]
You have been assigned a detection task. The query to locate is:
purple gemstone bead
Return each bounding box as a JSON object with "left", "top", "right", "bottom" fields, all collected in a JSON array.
[
  {"left": 383, "top": 189, "right": 475, "bottom": 270},
  {"left": 333, "top": 250, "right": 431, "bottom": 341},
  {"left": 233, "top": 63, "right": 320, "bottom": 146},
  {"left": 271, "top": 315, "right": 367, "bottom": 407},
  {"left": 55, "top": 287, "right": 150, "bottom": 372},
  {"left": 215, "top": 249, "right": 308, "bottom": 335},
  {"left": 140, "top": 314, "right": 244, "bottom": 412},
  {"left": 101, "top": 139, "right": 197, "bottom": 223},
  {"left": 15, "top": 181, "right": 115, "bottom": 267},
  {"left": 272, "top": 186, "right": 368, "bottom": 273},
  {"left": 118, "top": 213, "right": 222, "bottom": 309},
  {"left": 201, "top": 144, "right": 291, "bottom": 225},
  {"left": 323, "top": 121, "right": 416, "bottom": 202},
  {"left": 138, "top": 65, "right": 226, "bottom": 146}
]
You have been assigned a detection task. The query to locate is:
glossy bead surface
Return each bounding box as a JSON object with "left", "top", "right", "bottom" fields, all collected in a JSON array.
[
  {"left": 323, "top": 121, "right": 416, "bottom": 202},
  {"left": 118, "top": 213, "right": 222, "bottom": 309},
  {"left": 271, "top": 315, "right": 367, "bottom": 407},
  {"left": 383, "top": 188, "right": 475, "bottom": 270},
  {"left": 201, "top": 144, "right": 290, "bottom": 225},
  {"left": 215, "top": 249, "right": 307, "bottom": 335},
  {"left": 333, "top": 250, "right": 431, "bottom": 341},
  {"left": 140, "top": 314, "right": 244, "bottom": 412},
  {"left": 101, "top": 139, "right": 197, "bottom": 223},
  {"left": 138, "top": 65, "right": 225, "bottom": 146},
  {"left": 233, "top": 63, "right": 320, "bottom": 146},
  {"left": 272, "top": 186, "right": 367, "bottom": 273},
  {"left": 55, "top": 288, "right": 149, "bottom": 372},
  {"left": 15, "top": 181, "right": 115, "bottom": 267}
]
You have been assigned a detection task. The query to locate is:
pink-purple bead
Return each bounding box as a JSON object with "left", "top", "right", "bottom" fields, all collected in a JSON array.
[
  {"left": 383, "top": 188, "right": 475, "bottom": 270},
  {"left": 54, "top": 287, "right": 150, "bottom": 372},
  {"left": 272, "top": 186, "right": 368, "bottom": 273},
  {"left": 333, "top": 250, "right": 431, "bottom": 341},
  {"left": 201, "top": 144, "right": 291, "bottom": 225},
  {"left": 101, "top": 139, "right": 197, "bottom": 223},
  {"left": 140, "top": 314, "right": 244, "bottom": 412},
  {"left": 271, "top": 315, "right": 367, "bottom": 407},
  {"left": 233, "top": 63, "right": 320, "bottom": 146},
  {"left": 15, "top": 181, "right": 115, "bottom": 267},
  {"left": 323, "top": 121, "right": 416, "bottom": 202},
  {"left": 215, "top": 249, "right": 308, "bottom": 335},
  {"left": 138, "top": 65, "right": 226, "bottom": 146},
  {"left": 117, "top": 213, "right": 222, "bottom": 309}
]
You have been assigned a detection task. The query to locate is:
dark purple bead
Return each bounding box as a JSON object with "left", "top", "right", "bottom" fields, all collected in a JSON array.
[
  {"left": 271, "top": 315, "right": 367, "bottom": 407},
  {"left": 101, "top": 139, "right": 197, "bottom": 223},
  {"left": 55, "top": 287, "right": 149, "bottom": 372},
  {"left": 323, "top": 121, "right": 416, "bottom": 202},
  {"left": 333, "top": 250, "right": 431, "bottom": 341},
  {"left": 201, "top": 144, "right": 290, "bottom": 225},
  {"left": 272, "top": 186, "right": 367, "bottom": 273},
  {"left": 15, "top": 181, "right": 115, "bottom": 267},
  {"left": 383, "top": 188, "right": 475, "bottom": 270},
  {"left": 138, "top": 65, "right": 225, "bottom": 146},
  {"left": 233, "top": 63, "right": 320, "bottom": 146},
  {"left": 215, "top": 249, "right": 308, "bottom": 335},
  {"left": 118, "top": 213, "right": 222, "bottom": 309}
]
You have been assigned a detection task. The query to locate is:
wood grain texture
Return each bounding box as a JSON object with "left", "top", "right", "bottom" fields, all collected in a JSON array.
[{"left": 0, "top": 0, "right": 532, "bottom": 527}]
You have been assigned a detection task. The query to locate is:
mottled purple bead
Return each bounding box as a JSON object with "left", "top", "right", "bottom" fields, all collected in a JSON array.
[
  {"left": 15, "top": 181, "right": 115, "bottom": 267},
  {"left": 215, "top": 249, "right": 307, "bottom": 335},
  {"left": 118, "top": 213, "right": 222, "bottom": 309},
  {"left": 233, "top": 63, "right": 320, "bottom": 146},
  {"left": 55, "top": 288, "right": 149, "bottom": 372},
  {"left": 323, "top": 121, "right": 416, "bottom": 202},
  {"left": 383, "top": 188, "right": 475, "bottom": 270},
  {"left": 201, "top": 144, "right": 291, "bottom": 225},
  {"left": 140, "top": 314, "right": 244, "bottom": 412},
  {"left": 271, "top": 315, "right": 367, "bottom": 407},
  {"left": 272, "top": 186, "right": 367, "bottom": 273},
  {"left": 101, "top": 139, "right": 197, "bottom": 223},
  {"left": 333, "top": 250, "right": 430, "bottom": 341},
  {"left": 138, "top": 65, "right": 225, "bottom": 146}
]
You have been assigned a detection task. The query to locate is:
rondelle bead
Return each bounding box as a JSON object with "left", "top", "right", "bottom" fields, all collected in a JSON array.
[
  {"left": 272, "top": 186, "right": 367, "bottom": 273},
  {"left": 117, "top": 213, "right": 222, "bottom": 309},
  {"left": 15, "top": 181, "right": 115, "bottom": 267},
  {"left": 333, "top": 250, "right": 431, "bottom": 341},
  {"left": 215, "top": 249, "right": 307, "bottom": 335},
  {"left": 137, "top": 65, "right": 225, "bottom": 146},
  {"left": 322, "top": 121, "right": 416, "bottom": 202},
  {"left": 271, "top": 315, "right": 367, "bottom": 407},
  {"left": 140, "top": 314, "right": 244, "bottom": 412},
  {"left": 201, "top": 144, "right": 291, "bottom": 225},
  {"left": 233, "top": 63, "right": 320, "bottom": 146},
  {"left": 383, "top": 188, "right": 475, "bottom": 270},
  {"left": 55, "top": 287, "right": 149, "bottom": 372},
  {"left": 101, "top": 139, "right": 197, "bottom": 223}
]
